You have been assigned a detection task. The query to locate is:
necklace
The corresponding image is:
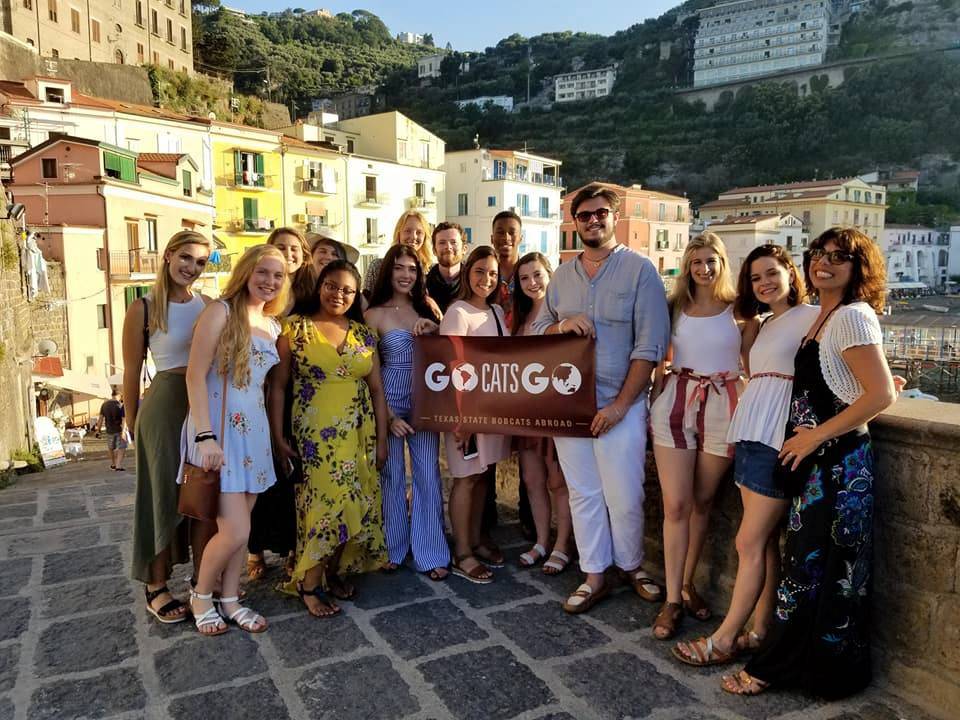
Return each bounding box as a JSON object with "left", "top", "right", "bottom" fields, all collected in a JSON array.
[{"left": 582, "top": 251, "right": 612, "bottom": 267}]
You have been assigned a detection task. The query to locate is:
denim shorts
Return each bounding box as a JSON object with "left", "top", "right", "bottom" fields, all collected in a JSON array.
[{"left": 733, "top": 441, "right": 785, "bottom": 499}]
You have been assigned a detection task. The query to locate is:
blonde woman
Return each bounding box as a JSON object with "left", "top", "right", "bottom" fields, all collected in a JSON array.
[
  {"left": 181, "top": 245, "right": 288, "bottom": 636},
  {"left": 649, "top": 233, "right": 758, "bottom": 640},
  {"left": 363, "top": 210, "right": 435, "bottom": 294},
  {"left": 124, "top": 230, "right": 212, "bottom": 625}
]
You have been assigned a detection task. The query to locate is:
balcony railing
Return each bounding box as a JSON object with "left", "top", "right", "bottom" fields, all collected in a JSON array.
[
  {"left": 228, "top": 217, "right": 275, "bottom": 233},
  {"left": 232, "top": 171, "right": 273, "bottom": 189},
  {"left": 483, "top": 169, "right": 563, "bottom": 187},
  {"left": 0, "top": 141, "right": 29, "bottom": 179},
  {"left": 300, "top": 178, "right": 334, "bottom": 194},
  {"left": 110, "top": 249, "right": 160, "bottom": 276},
  {"left": 355, "top": 192, "right": 389, "bottom": 207},
  {"left": 517, "top": 209, "right": 559, "bottom": 220}
]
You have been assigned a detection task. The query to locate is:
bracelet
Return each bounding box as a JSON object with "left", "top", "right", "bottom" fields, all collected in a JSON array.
[
  {"left": 195, "top": 432, "right": 217, "bottom": 443},
  {"left": 558, "top": 318, "right": 567, "bottom": 333}
]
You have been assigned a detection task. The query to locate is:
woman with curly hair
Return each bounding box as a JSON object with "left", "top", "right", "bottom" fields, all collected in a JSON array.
[
  {"left": 270, "top": 260, "right": 389, "bottom": 618},
  {"left": 722, "top": 228, "right": 896, "bottom": 698}
]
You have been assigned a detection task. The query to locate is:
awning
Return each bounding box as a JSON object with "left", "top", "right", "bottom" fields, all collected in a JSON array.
[
  {"left": 887, "top": 282, "right": 928, "bottom": 290},
  {"left": 32, "top": 368, "right": 114, "bottom": 401}
]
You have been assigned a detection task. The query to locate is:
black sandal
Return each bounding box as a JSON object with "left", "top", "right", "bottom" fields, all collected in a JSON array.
[
  {"left": 327, "top": 573, "right": 356, "bottom": 601},
  {"left": 297, "top": 583, "right": 341, "bottom": 618},
  {"left": 144, "top": 585, "right": 188, "bottom": 624}
]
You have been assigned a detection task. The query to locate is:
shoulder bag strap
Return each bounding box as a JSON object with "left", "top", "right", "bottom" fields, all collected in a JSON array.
[
  {"left": 219, "top": 373, "right": 228, "bottom": 456},
  {"left": 140, "top": 297, "right": 154, "bottom": 385},
  {"left": 492, "top": 306, "right": 504, "bottom": 337}
]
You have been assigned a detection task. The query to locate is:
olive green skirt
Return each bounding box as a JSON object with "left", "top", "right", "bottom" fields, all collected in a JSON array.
[{"left": 130, "top": 371, "right": 191, "bottom": 583}]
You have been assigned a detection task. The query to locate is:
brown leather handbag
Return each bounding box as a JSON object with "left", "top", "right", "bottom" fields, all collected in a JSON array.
[{"left": 178, "top": 375, "right": 228, "bottom": 521}]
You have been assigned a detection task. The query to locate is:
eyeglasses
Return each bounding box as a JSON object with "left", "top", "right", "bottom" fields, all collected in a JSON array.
[
  {"left": 321, "top": 282, "right": 357, "bottom": 298},
  {"left": 574, "top": 207, "right": 611, "bottom": 223},
  {"left": 807, "top": 248, "right": 855, "bottom": 265}
]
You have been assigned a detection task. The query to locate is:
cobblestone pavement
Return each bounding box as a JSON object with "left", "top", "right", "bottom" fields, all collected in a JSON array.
[{"left": 0, "top": 459, "right": 936, "bottom": 720}]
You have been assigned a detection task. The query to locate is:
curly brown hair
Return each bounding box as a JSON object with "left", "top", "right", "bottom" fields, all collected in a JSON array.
[
  {"left": 734, "top": 244, "right": 806, "bottom": 319},
  {"left": 804, "top": 227, "right": 886, "bottom": 313}
]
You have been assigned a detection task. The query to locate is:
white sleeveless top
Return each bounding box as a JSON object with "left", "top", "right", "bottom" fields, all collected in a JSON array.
[
  {"left": 148, "top": 293, "right": 205, "bottom": 371},
  {"left": 670, "top": 304, "right": 741, "bottom": 375},
  {"left": 727, "top": 303, "right": 819, "bottom": 450}
]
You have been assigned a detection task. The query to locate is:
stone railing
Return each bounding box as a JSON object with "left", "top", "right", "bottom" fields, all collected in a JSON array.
[{"left": 639, "top": 398, "right": 959, "bottom": 720}]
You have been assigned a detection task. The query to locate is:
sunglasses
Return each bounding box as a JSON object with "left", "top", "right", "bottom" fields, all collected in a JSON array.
[
  {"left": 574, "top": 207, "right": 612, "bottom": 223},
  {"left": 807, "top": 248, "right": 855, "bottom": 265}
]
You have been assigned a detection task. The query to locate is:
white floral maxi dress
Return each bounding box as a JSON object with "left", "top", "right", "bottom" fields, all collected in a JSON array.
[{"left": 179, "top": 324, "right": 280, "bottom": 495}]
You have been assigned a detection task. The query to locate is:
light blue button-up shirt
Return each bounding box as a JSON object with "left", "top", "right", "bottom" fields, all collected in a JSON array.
[{"left": 533, "top": 245, "right": 670, "bottom": 407}]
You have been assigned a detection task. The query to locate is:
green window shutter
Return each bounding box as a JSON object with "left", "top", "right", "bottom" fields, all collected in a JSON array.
[
  {"left": 182, "top": 169, "right": 192, "bottom": 190},
  {"left": 120, "top": 156, "right": 136, "bottom": 182},
  {"left": 233, "top": 150, "right": 241, "bottom": 182},
  {"left": 253, "top": 153, "right": 264, "bottom": 174},
  {"left": 104, "top": 152, "right": 120, "bottom": 172},
  {"left": 243, "top": 197, "right": 257, "bottom": 220},
  {"left": 124, "top": 286, "right": 136, "bottom": 308}
]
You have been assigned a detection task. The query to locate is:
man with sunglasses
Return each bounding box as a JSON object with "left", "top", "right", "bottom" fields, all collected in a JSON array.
[{"left": 534, "top": 183, "right": 670, "bottom": 614}]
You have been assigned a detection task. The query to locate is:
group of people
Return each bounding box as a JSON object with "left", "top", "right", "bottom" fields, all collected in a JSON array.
[{"left": 125, "top": 182, "right": 896, "bottom": 701}]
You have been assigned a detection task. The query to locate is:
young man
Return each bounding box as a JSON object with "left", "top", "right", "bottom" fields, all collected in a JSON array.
[
  {"left": 96, "top": 390, "right": 127, "bottom": 471},
  {"left": 491, "top": 210, "right": 522, "bottom": 326},
  {"left": 534, "top": 183, "right": 670, "bottom": 614},
  {"left": 425, "top": 221, "right": 464, "bottom": 314}
]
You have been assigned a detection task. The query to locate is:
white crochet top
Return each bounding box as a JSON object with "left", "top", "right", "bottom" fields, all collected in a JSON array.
[{"left": 818, "top": 302, "right": 883, "bottom": 406}]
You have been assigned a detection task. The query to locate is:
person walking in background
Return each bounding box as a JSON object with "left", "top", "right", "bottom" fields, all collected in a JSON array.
[
  {"left": 441, "top": 246, "right": 512, "bottom": 584},
  {"left": 534, "top": 183, "right": 670, "bottom": 614},
  {"left": 725, "top": 228, "right": 896, "bottom": 697},
  {"left": 271, "top": 260, "right": 389, "bottom": 618},
  {"left": 96, "top": 389, "right": 127, "bottom": 471},
  {"left": 365, "top": 245, "right": 450, "bottom": 580},
  {"left": 511, "top": 252, "right": 574, "bottom": 575},
  {"left": 246, "top": 227, "right": 315, "bottom": 583},
  {"left": 673, "top": 243, "right": 816, "bottom": 665},
  {"left": 123, "top": 230, "right": 213, "bottom": 625},
  {"left": 425, "top": 221, "right": 465, "bottom": 313},
  {"left": 181, "top": 244, "right": 288, "bottom": 636},
  {"left": 649, "top": 233, "right": 757, "bottom": 640}
]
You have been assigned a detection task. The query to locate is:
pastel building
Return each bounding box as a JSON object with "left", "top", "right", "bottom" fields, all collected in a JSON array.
[
  {"left": 704, "top": 213, "right": 808, "bottom": 274},
  {"left": 279, "top": 135, "right": 349, "bottom": 237},
  {"left": 445, "top": 148, "right": 562, "bottom": 265},
  {"left": 9, "top": 135, "right": 218, "bottom": 377},
  {"left": 559, "top": 182, "right": 690, "bottom": 275},
  {"left": 554, "top": 66, "right": 617, "bottom": 102},
  {"left": 883, "top": 224, "right": 949, "bottom": 288}
]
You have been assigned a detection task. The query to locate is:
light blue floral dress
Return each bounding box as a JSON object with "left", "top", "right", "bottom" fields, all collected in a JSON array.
[{"left": 179, "top": 314, "right": 280, "bottom": 494}]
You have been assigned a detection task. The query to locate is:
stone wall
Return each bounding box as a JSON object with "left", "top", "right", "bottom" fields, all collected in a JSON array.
[
  {"left": 0, "top": 35, "right": 153, "bottom": 105},
  {"left": 640, "top": 399, "right": 959, "bottom": 719},
  {"left": 0, "top": 216, "right": 69, "bottom": 459}
]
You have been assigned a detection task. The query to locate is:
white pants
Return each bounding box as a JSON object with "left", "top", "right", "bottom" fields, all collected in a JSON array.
[{"left": 554, "top": 402, "right": 647, "bottom": 574}]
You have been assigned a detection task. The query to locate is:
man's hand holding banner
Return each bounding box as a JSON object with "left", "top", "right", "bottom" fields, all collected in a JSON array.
[{"left": 411, "top": 335, "right": 597, "bottom": 438}]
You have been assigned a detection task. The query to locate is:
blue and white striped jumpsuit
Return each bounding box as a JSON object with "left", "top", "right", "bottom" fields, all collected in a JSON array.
[{"left": 379, "top": 329, "right": 450, "bottom": 572}]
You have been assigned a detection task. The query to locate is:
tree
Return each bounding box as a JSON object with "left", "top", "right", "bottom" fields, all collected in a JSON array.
[{"left": 423, "top": 33, "right": 435, "bottom": 47}]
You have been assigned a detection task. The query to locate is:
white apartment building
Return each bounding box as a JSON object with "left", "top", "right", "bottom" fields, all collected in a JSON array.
[
  {"left": 418, "top": 52, "right": 446, "bottom": 80},
  {"left": 554, "top": 65, "right": 617, "bottom": 103},
  {"left": 397, "top": 32, "right": 424, "bottom": 44},
  {"left": 705, "top": 212, "right": 808, "bottom": 275},
  {"left": 693, "top": 0, "right": 832, "bottom": 87},
  {"left": 455, "top": 96, "right": 514, "bottom": 112},
  {"left": 444, "top": 148, "right": 563, "bottom": 266},
  {"left": 883, "top": 224, "right": 950, "bottom": 288},
  {"left": 1, "top": 0, "right": 195, "bottom": 72}
]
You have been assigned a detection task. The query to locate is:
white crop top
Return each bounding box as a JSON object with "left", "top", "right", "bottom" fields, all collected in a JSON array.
[
  {"left": 670, "top": 304, "right": 741, "bottom": 375},
  {"left": 148, "top": 293, "right": 205, "bottom": 371}
]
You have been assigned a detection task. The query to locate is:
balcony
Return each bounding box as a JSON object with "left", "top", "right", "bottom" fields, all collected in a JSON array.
[
  {"left": 0, "top": 141, "right": 29, "bottom": 180},
  {"left": 299, "top": 178, "right": 334, "bottom": 195},
  {"left": 227, "top": 217, "right": 275, "bottom": 233},
  {"left": 516, "top": 209, "right": 559, "bottom": 220},
  {"left": 231, "top": 171, "right": 273, "bottom": 190},
  {"left": 355, "top": 192, "right": 389, "bottom": 208},
  {"left": 483, "top": 168, "right": 563, "bottom": 188},
  {"left": 110, "top": 249, "right": 160, "bottom": 276}
]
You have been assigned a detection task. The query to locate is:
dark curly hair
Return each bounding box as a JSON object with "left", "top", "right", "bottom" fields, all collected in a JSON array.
[
  {"left": 804, "top": 227, "right": 886, "bottom": 313},
  {"left": 735, "top": 244, "right": 806, "bottom": 319},
  {"left": 300, "top": 260, "right": 364, "bottom": 323}
]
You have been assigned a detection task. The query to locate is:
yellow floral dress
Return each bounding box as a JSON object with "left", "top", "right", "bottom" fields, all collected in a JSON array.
[{"left": 281, "top": 315, "right": 386, "bottom": 593}]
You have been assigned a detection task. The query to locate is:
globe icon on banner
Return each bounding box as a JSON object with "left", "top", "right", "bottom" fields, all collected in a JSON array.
[
  {"left": 450, "top": 362, "right": 479, "bottom": 392},
  {"left": 551, "top": 363, "right": 582, "bottom": 395}
]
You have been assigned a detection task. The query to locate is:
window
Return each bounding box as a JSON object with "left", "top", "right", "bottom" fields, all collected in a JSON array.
[
  {"left": 242, "top": 197, "right": 258, "bottom": 226},
  {"left": 658, "top": 203, "right": 665, "bottom": 221},
  {"left": 182, "top": 169, "right": 192, "bottom": 197},
  {"left": 655, "top": 229, "right": 669, "bottom": 249},
  {"left": 24, "top": 1, "right": 33, "bottom": 10},
  {"left": 414, "top": 181, "right": 426, "bottom": 201},
  {"left": 91, "top": 19, "right": 101, "bottom": 43},
  {"left": 457, "top": 193, "right": 468, "bottom": 216},
  {"left": 487, "top": 196, "right": 496, "bottom": 207},
  {"left": 168, "top": 59, "right": 174, "bottom": 70},
  {"left": 151, "top": 9, "right": 158, "bottom": 34},
  {"left": 464, "top": 227, "right": 472, "bottom": 243},
  {"left": 47, "top": 0, "right": 57, "bottom": 22},
  {"left": 145, "top": 218, "right": 158, "bottom": 251},
  {"left": 364, "top": 175, "right": 377, "bottom": 202},
  {"left": 180, "top": 27, "right": 187, "bottom": 51},
  {"left": 136, "top": 42, "right": 144, "bottom": 63},
  {"left": 126, "top": 220, "right": 139, "bottom": 251},
  {"left": 51, "top": 48, "right": 59, "bottom": 58},
  {"left": 365, "top": 217, "right": 378, "bottom": 244},
  {"left": 420, "top": 142, "right": 430, "bottom": 166},
  {"left": 152, "top": 51, "right": 159, "bottom": 64},
  {"left": 560, "top": 230, "right": 567, "bottom": 250},
  {"left": 97, "top": 304, "right": 108, "bottom": 329},
  {"left": 539, "top": 197, "right": 549, "bottom": 218},
  {"left": 135, "top": 1, "right": 144, "bottom": 26},
  {"left": 516, "top": 193, "right": 530, "bottom": 216},
  {"left": 346, "top": 139, "right": 355, "bottom": 153},
  {"left": 540, "top": 230, "right": 548, "bottom": 254},
  {"left": 398, "top": 139, "right": 407, "bottom": 159},
  {"left": 70, "top": 8, "right": 80, "bottom": 33},
  {"left": 180, "top": 0, "right": 186, "bottom": 14},
  {"left": 802, "top": 210, "right": 811, "bottom": 226},
  {"left": 235, "top": 150, "right": 265, "bottom": 187},
  {"left": 41, "top": 158, "right": 58, "bottom": 178},
  {"left": 44, "top": 87, "right": 64, "bottom": 103},
  {"left": 103, "top": 151, "right": 137, "bottom": 182},
  {"left": 166, "top": 18, "right": 173, "bottom": 43}
]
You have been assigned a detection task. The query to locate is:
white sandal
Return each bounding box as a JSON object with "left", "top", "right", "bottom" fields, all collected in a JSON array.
[
  {"left": 219, "top": 596, "right": 268, "bottom": 634},
  {"left": 519, "top": 543, "right": 547, "bottom": 568},
  {"left": 190, "top": 590, "right": 228, "bottom": 637},
  {"left": 542, "top": 551, "right": 570, "bottom": 575}
]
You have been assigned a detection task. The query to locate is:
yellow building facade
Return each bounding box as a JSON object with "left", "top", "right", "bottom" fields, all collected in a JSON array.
[{"left": 280, "top": 137, "right": 349, "bottom": 238}]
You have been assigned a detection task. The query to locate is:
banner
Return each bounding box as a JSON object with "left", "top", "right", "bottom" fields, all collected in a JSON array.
[
  {"left": 412, "top": 334, "right": 597, "bottom": 438},
  {"left": 34, "top": 416, "right": 67, "bottom": 468}
]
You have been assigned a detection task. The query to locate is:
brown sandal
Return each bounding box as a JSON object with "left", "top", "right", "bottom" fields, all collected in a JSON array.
[
  {"left": 721, "top": 670, "right": 770, "bottom": 696},
  {"left": 652, "top": 601, "right": 683, "bottom": 640},
  {"left": 682, "top": 583, "right": 712, "bottom": 621},
  {"left": 621, "top": 568, "right": 663, "bottom": 602},
  {"left": 672, "top": 636, "right": 737, "bottom": 667},
  {"left": 451, "top": 554, "right": 493, "bottom": 584},
  {"left": 246, "top": 554, "right": 267, "bottom": 581}
]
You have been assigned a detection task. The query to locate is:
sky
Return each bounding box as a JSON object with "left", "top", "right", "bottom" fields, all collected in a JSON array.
[{"left": 222, "top": 1, "right": 680, "bottom": 52}]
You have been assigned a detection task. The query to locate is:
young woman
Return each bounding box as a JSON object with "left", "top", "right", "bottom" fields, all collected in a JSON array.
[
  {"left": 308, "top": 232, "right": 348, "bottom": 276},
  {"left": 724, "top": 228, "right": 896, "bottom": 698},
  {"left": 246, "top": 227, "right": 315, "bottom": 582},
  {"left": 510, "top": 252, "right": 573, "bottom": 575},
  {"left": 363, "top": 210, "right": 434, "bottom": 295},
  {"left": 365, "top": 245, "right": 450, "bottom": 580},
  {"left": 673, "top": 244, "right": 817, "bottom": 665},
  {"left": 182, "top": 244, "right": 289, "bottom": 636},
  {"left": 124, "top": 230, "right": 212, "bottom": 625},
  {"left": 649, "top": 233, "right": 757, "bottom": 639},
  {"left": 440, "top": 245, "right": 512, "bottom": 584},
  {"left": 271, "top": 260, "right": 389, "bottom": 618}
]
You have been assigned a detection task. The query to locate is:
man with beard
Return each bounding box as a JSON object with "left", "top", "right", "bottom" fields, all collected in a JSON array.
[
  {"left": 534, "top": 183, "right": 670, "bottom": 614},
  {"left": 425, "top": 222, "right": 464, "bottom": 313}
]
